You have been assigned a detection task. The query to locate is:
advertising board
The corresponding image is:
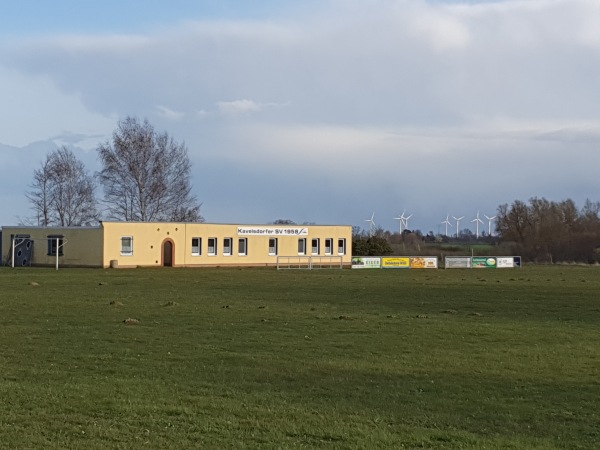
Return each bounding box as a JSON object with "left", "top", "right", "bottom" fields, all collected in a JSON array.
[
  {"left": 351, "top": 257, "right": 381, "bottom": 269},
  {"left": 445, "top": 257, "right": 471, "bottom": 268},
  {"left": 472, "top": 257, "right": 497, "bottom": 268},
  {"left": 410, "top": 257, "right": 438, "bottom": 269},
  {"left": 496, "top": 257, "right": 514, "bottom": 268},
  {"left": 381, "top": 257, "right": 410, "bottom": 269}
]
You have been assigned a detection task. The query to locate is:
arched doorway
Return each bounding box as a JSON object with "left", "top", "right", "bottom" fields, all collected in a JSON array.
[{"left": 162, "top": 239, "right": 175, "bottom": 267}]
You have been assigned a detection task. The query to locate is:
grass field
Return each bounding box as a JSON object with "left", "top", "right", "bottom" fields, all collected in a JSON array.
[{"left": 0, "top": 265, "right": 599, "bottom": 449}]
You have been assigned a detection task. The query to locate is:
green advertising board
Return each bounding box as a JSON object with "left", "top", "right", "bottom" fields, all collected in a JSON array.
[{"left": 472, "top": 257, "right": 497, "bottom": 268}]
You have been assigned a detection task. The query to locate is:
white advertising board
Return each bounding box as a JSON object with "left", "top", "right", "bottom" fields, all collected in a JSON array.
[
  {"left": 496, "top": 257, "right": 515, "bottom": 268},
  {"left": 445, "top": 257, "right": 471, "bottom": 268}
]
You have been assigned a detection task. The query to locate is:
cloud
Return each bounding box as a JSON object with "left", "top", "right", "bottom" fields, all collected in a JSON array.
[
  {"left": 1, "top": 0, "right": 600, "bottom": 230},
  {"left": 217, "top": 99, "right": 263, "bottom": 116},
  {"left": 0, "top": 67, "right": 114, "bottom": 147},
  {"left": 2, "top": 0, "right": 599, "bottom": 127},
  {"left": 409, "top": 4, "right": 471, "bottom": 51},
  {"left": 155, "top": 105, "right": 185, "bottom": 120},
  {"left": 215, "top": 99, "right": 288, "bottom": 116}
]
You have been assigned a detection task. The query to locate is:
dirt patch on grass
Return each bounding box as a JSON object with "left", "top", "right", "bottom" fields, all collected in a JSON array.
[{"left": 123, "top": 318, "right": 140, "bottom": 325}]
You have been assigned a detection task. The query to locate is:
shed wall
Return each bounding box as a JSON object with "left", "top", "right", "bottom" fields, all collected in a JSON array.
[{"left": 1, "top": 227, "right": 103, "bottom": 267}]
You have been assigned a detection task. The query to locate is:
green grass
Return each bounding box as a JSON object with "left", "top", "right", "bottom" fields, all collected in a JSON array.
[{"left": 0, "top": 266, "right": 599, "bottom": 449}]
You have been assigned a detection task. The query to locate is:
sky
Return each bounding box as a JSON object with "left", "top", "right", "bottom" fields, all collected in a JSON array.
[{"left": 1, "top": 0, "right": 600, "bottom": 234}]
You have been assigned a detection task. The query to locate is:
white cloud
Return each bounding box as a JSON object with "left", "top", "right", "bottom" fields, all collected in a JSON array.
[
  {"left": 217, "top": 99, "right": 263, "bottom": 116},
  {"left": 156, "top": 105, "right": 185, "bottom": 120},
  {"left": 409, "top": 5, "right": 471, "bottom": 51}
]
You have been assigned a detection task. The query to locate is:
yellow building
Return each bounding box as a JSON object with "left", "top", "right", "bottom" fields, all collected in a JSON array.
[{"left": 1, "top": 222, "right": 352, "bottom": 268}]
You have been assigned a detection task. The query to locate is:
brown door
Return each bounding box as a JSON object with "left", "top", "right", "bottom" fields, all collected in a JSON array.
[{"left": 162, "top": 240, "right": 174, "bottom": 267}]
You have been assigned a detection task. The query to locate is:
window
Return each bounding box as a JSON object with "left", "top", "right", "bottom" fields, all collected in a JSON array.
[
  {"left": 223, "top": 238, "right": 232, "bottom": 256},
  {"left": 208, "top": 238, "right": 217, "bottom": 256},
  {"left": 238, "top": 238, "right": 248, "bottom": 256},
  {"left": 325, "top": 238, "right": 333, "bottom": 255},
  {"left": 121, "top": 236, "right": 133, "bottom": 256},
  {"left": 191, "top": 237, "right": 202, "bottom": 256},
  {"left": 268, "top": 238, "right": 278, "bottom": 256},
  {"left": 338, "top": 238, "right": 346, "bottom": 255},
  {"left": 298, "top": 238, "right": 306, "bottom": 255},
  {"left": 311, "top": 238, "right": 320, "bottom": 255},
  {"left": 47, "top": 235, "right": 64, "bottom": 256}
]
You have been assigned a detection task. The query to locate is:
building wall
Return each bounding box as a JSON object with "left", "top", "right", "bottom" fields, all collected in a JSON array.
[
  {"left": 101, "top": 222, "right": 185, "bottom": 268},
  {"left": 1, "top": 222, "right": 352, "bottom": 268},
  {"left": 1, "top": 226, "right": 104, "bottom": 267},
  {"left": 101, "top": 222, "right": 353, "bottom": 268}
]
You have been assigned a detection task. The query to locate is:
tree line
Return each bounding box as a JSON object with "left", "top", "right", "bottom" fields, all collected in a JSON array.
[
  {"left": 497, "top": 197, "right": 600, "bottom": 263},
  {"left": 26, "top": 117, "right": 203, "bottom": 226},
  {"left": 351, "top": 197, "right": 600, "bottom": 263}
]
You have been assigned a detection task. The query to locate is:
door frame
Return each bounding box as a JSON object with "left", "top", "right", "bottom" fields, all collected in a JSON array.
[{"left": 161, "top": 238, "right": 175, "bottom": 267}]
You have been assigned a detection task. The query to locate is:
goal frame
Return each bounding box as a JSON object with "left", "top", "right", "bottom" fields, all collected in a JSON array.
[{"left": 9, "top": 235, "right": 68, "bottom": 270}]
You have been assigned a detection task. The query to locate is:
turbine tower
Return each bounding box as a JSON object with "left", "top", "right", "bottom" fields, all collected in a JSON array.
[
  {"left": 471, "top": 211, "right": 484, "bottom": 239},
  {"left": 441, "top": 214, "right": 453, "bottom": 237},
  {"left": 365, "top": 212, "right": 376, "bottom": 237},
  {"left": 452, "top": 215, "right": 464, "bottom": 238},
  {"left": 394, "top": 210, "right": 406, "bottom": 234},
  {"left": 484, "top": 214, "right": 497, "bottom": 236}
]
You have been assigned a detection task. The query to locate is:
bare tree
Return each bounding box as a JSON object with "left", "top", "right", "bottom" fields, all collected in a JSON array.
[
  {"left": 97, "top": 117, "right": 203, "bottom": 222},
  {"left": 26, "top": 147, "right": 98, "bottom": 226},
  {"left": 497, "top": 197, "right": 600, "bottom": 262},
  {"left": 26, "top": 157, "right": 52, "bottom": 226}
]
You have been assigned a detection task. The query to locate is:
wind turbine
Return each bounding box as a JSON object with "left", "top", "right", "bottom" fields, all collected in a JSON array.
[
  {"left": 471, "top": 211, "right": 484, "bottom": 239},
  {"left": 402, "top": 212, "right": 413, "bottom": 232},
  {"left": 441, "top": 214, "right": 453, "bottom": 237},
  {"left": 452, "top": 215, "right": 464, "bottom": 238},
  {"left": 484, "top": 214, "right": 497, "bottom": 236},
  {"left": 394, "top": 210, "right": 406, "bottom": 234},
  {"left": 365, "top": 212, "right": 376, "bottom": 237}
]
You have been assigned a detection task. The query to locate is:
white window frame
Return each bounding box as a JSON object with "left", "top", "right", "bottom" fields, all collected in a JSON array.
[
  {"left": 191, "top": 237, "right": 202, "bottom": 256},
  {"left": 223, "top": 237, "right": 232, "bottom": 256},
  {"left": 208, "top": 237, "right": 217, "bottom": 256},
  {"left": 121, "top": 236, "right": 133, "bottom": 256},
  {"left": 311, "top": 238, "right": 320, "bottom": 255},
  {"left": 324, "top": 238, "right": 333, "bottom": 255},
  {"left": 238, "top": 238, "right": 248, "bottom": 256},
  {"left": 298, "top": 238, "right": 307, "bottom": 255},
  {"left": 268, "top": 238, "right": 278, "bottom": 256},
  {"left": 337, "top": 238, "right": 346, "bottom": 255}
]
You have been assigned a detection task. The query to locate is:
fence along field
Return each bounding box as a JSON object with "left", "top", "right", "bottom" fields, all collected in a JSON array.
[{"left": 0, "top": 266, "right": 598, "bottom": 449}]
